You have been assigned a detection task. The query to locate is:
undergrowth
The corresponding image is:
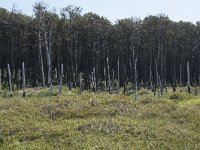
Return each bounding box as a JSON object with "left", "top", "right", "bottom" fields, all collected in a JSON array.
[{"left": 0, "top": 87, "right": 200, "bottom": 149}]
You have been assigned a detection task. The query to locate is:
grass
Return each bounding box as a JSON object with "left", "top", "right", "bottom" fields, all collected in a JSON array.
[{"left": 0, "top": 86, "right": 200, "bottom": 149}]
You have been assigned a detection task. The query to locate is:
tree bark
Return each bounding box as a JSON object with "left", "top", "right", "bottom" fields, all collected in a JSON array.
[
  {"left": 134, "top": 58, "right": 137, "bottom": 100},
  {"left": 112, "top": 69, "right": 115, "bottom": 93},
  {"left": 117, "top": 58, "right": 120, "bottom": 94},
  {"left": 0, "top": 68, "right": 1, "bottom": 95},
  {"left": 59, "top": 64, "right": 63, "bottom": 93},
  {"left": 17, "top": 70, "right": 21, "bottom": 89},
  {"left": 22, "top": 62, "right": 26, "bottom": 97},
  {"left": 93, "top": 67, "right": 96, "bottom": 93},
  {"left": 38, "top": 29, "right": 45, "bottom": 87},
  {"left": 104, "top": 66, "right": 107, "bottom": 91},
  {"left": 79, "top": 73, "right": 82, "bottom": 94},
  {"left": 107, "top": 57, "right": 111, "bottom": 93},
  {"left": 7, "top": 64, "right": 13, "bottom": 97},
  {"left": 179, "top": 64, "right": 182, "bottom": 92},
  {"left": 149, "top": 65, "right": 153, "bottom": 91},
  {"left": 155, "top": 59, "right": 160, "bottom": 96},
  {"left": 187, "top": 61, "right": 191, "bottom": 94}
]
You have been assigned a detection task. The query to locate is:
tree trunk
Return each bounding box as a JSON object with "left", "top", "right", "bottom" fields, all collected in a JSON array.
[
  {"left": 117, "top": 58, "right": 120, "bottom": 94},
  {"left": 38, "top": 30, "right": 45, "bottom": 87},
  {"left": 112, "top": 69, "right": 115, "bottom": 93},
  {"left": 49, "top": 79, "right": 52, "bottom": 96},
  {"left": 149, "top": 65, "right": 153, "bottom": 91},
  {"left": 123, "top": 63, "right": 127, "bottom": 94},
  {"left": 59, "top": 64, "right": 63, "bottom": 93},
  {"left": 93, "top": 67, "right": 96, "bottom": 93},
  {"left": 0, "top": 68, "right": 1, "bottom": 95},
  {"left": 44, "top": 29, "right": 50, "bottom": 86},
  {"left": 173, "top": 48, "right": 176, "bottom": 92},
  {"left": 22, "top": 62, "right": 26, "bottom": 97},
  {"left": 187, "top": 61, "right": 191, "bottom": 94},
  {"left": 107, "top": 57, "right": 111, "bottom": 93},
  {"left": 49, "top": 30, "right": 53, "bottom": 96},
  {"left": 155, "top": 59, "right": 160, "bottom": 96},
  {"left": 129, "top": 61, "right": 133, "bottom": 91},
  {"left": 89, "top": 74, "right": 91, "bottom": 92},
  {"left": 159, "top": 75, "right": 163, "bottom": 96},
  {"left": 96, "top": 52, "right": 99, "bottom": 92},
  {"left": 104, "top": 66, "right": 107, "bottom": 91},
  {"left": 17, "top": 70, "right": 21, "bottom": 89},
  {"left": 73, "top": 72, "right": 76, "bottom": 88},
  {"left": 179, "top": 64, "right": 182, "bottom": 92},
  {"left": 54, "top": 68, "right": 58, "bottom": 84},
  {"left": 134, "top": 58, "right": 137, "bottom": 100},
  {"left": 7, "top": 64, "right": 13, "bottom": 97},
  {"left": 79, "top": 73, "right": 82, "bottom": 94}
]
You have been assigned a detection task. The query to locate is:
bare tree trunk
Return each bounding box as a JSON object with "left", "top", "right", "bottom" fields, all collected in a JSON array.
[
  {"left": 117, "top": 58, "right": 120, "bottom": 94},
  {"left": 49, "top": 30, "right": 52, "bottom": 84},
  {"left": 155, "top": 59, "right": 160, "bottom": 96},
  {"left": 73, "top": 72, "right": 76, "bottom": 88},
  {"left": 93, "top": 67, "right": 97, "bottom": 93},
  {"left": 22, "top": 62, "right": 26, "bottom": 97},
  {"left": 0, "top": 68, "right": 1, "bottom": 95},
  {"left": 129, "top": 61, "right": 133, "bottom": 91},
  {"left": 123, "top": 64, "right": 127, "bottom": 94},
  {"left": 49, "top": 80, "right": 53, "bottom": 96},
  {"left": 179, "top": 64, "right": 182, "bottom": 92},
  {"left": 149, "top": 65, "right": 153, "bottom": 91},
  {"left": 104, "top": 66, "right": 107, "bottom": 91},
  {"left": 10, "top": 6, "right": 14, "bottom": 91},
  {"left": 49, "top": 30, "right": 53, "bottom": 96},
  {"left": 43, "top": 28, "right": 52, "bottom": 87},
  {"left": 112, "top": 69, "right": 115, "bottom": 93},
  {"left": 194, "top": 84, "right": 197, "bottom": 96},
  {"left": 44, "top": 30, "right": 49, "bottom": 81},
  {"left": 54, "top": 68, "right": 58, "bottom": 84},
  {"left": 89, "top": 74, "right": 91, "bottom": 93},
  {"left": 75, "top": 64, "right": 78, "bottom": 88},
  {"left": 187, "top": 61, "right": 191, "bottom": 94},
  {"left": 159, "top": 75, "right": 163, "bottom": 96},
  {"left": 68, "top": 74, "right": 72, "bottom": 91},
  {"left": 107, "top": 57, "right": 111, "bottom": 93},
  {"left": 134, "top": 58, "right": 137, "bottom": 100},
  {"left": 17, "top": 70, "right": 21, "bottom": 89},
  {"left": 79, "top": 73, "right": 82, "bottom": 94},
  {"left": 96, "top": 52, "right": 99, "bottom": 92},
  {"left": 7, "top": 64, "right": 13, "bottom": 97},
  {"left": 173, "top": 48, "right": 176, "bottom": 92},
  {"left": 59, "top": 64, "right": 63, "bottom": 93},
  {"left": 91, "top": 72, "right": 94, "bottom": 92},
  {"left": 38, "top": 31, "right": 45, "bottom": 87}
]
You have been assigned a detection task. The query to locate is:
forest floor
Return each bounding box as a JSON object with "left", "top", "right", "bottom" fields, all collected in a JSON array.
[{"left": 0, "top": 87, "right": 200, "bottom": 150}]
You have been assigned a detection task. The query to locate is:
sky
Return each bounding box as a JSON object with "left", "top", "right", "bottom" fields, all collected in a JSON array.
[{"left": 0, "top": 0, "right": 199, "bottom": 23}]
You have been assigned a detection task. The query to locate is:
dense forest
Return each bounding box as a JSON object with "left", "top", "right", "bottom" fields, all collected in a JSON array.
[{"left": 0, "top": 2, "right": 200, "bottom": 96}]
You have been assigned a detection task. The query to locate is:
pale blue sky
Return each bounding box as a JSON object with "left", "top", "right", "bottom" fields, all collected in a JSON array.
[{"left": 0, "top": 0, "right": 199, "bottom": 23}]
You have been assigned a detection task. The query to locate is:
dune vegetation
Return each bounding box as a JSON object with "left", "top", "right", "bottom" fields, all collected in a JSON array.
[{"left": 0, "top": 87, "right": 200, "bottom": 150}]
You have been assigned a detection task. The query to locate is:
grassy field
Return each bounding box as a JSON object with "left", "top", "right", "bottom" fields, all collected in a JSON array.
[{"left": 0, "top": 87, "right": 200, "bottom": 149}]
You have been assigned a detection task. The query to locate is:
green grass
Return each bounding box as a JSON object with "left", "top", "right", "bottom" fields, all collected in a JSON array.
[{"left": 0, "top": 87, "right": 200, "bottom": 149}]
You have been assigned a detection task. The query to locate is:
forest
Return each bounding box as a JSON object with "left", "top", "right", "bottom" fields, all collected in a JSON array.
[{"left": 0, "top": 2, "right": 200, "bottom": 96}]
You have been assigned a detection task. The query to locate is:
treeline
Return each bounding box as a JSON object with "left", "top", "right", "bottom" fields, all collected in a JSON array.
[{"left": 0, "top": 2, "right": 200, "bottom": 96}]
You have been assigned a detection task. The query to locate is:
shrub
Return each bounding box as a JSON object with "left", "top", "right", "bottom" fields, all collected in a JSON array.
[{"left": 0, "top": 128, "right": 3, "bottom": 146}]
